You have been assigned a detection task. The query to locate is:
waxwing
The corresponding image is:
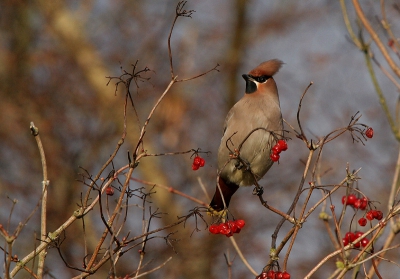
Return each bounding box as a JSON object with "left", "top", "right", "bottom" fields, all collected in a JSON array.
[{"left": 210, "top": 59, "right": 284, "bottom": 212}]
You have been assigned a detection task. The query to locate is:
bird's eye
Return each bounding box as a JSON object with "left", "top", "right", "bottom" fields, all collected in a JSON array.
[{"left": 255, "top": 76, "right": 268, "bottom": 83}]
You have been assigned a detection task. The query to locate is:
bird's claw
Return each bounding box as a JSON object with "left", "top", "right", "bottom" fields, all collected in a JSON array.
[
  {"left": 253, "top": 186, "right": 264, "bottom": 196},
  {"left": 207, "top": 206, "right": 228, "bottom": 217},
  {"left": 234, "top": 158, "right": 251, "bottom": 171}
]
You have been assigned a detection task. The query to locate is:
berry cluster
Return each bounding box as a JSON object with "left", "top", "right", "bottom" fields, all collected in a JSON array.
[
  {"left": 340, "top": 191, "right": 384, "bottom": 250},
  {"left": 208, "top": 219, "right": 245, "bottom": 237},
  {"left": 365, "top": 127, "right": 374, "bottom": 138},
  {"left": 341, "top": 194, "right": 368, "bottom": 210},
  {"left": 365, "top": 209, "right": 383, "bottom": 221},
  {"left": 192, "top": 155, "right": 205, "bottom": 171},
  {"left": 270, "top": 139, "right": 288, "bottom": 162},
  {"left": 342, "top": 194, "right": 383, "bottom": 227},
  {"left": 256, "top": 270, "right": 291, "bottom": 279},
  {"left": 358, "top": 209, "right": 383, "bottom": 226},
  {"left": 342, "top": 231, "right": 369, "bottom": 248},
  {"left": 342, "top": 194, "right": 384, "bottom": 226}
]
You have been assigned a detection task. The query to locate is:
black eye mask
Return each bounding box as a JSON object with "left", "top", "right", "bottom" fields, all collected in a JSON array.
[
  {"left": 242, "top": 74, "right": 270, "bottom": 94},
  {"left": 251, "top": 75, "right": 271, "bottom": 83}
]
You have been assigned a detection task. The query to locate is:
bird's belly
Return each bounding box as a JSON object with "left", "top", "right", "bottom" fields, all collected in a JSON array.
[{"left": 219, "top": 134, "right": 274, "bottom": 187}]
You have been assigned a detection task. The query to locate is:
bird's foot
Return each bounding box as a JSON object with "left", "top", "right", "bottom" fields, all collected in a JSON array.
[
  {"left": 207, "top": 206, "right": 228, "bottom": 218},
  {"left": 234, "top": 158, "right": 251, "bottom": 171},
  {"left": 253, "top": 186, "right": 264, "bottom": 196}
]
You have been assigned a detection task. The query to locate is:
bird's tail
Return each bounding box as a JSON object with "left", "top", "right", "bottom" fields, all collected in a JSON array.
[{"left": 209, "top": 177, "right": 239, "bottom": 212}]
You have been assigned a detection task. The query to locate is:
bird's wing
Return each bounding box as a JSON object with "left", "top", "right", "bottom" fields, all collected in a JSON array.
[{"left": 222, "top": 108, "right": 234, "bottom": 136}]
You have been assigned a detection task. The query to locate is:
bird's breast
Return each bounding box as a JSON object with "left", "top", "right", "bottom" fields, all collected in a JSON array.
[{"left": 217, "top": 97, "right": 283, "bottom": 186}]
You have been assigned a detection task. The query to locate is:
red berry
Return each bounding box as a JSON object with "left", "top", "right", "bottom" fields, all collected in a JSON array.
[
  {"left": 354, "top": 231, "right": 363, "bottom": 239},
  {"left": 220, "top": 228, "right": 231, "bottom": 236},
  {"left": 366, "top": 210, "right": 374, "bottom": 221},
  {"left": 353, "top": 198, "right": 361, "bottom": 209},
  {"left": 342, "top": 237, "right": 349, "bottom": 246},
  {"left": 347, "top": 194, "right": 357, "bottom": 205},
  {"left": 359, "top": 197, "right": 368, "bottom": 210},
  {"left": 361, "top": 237, "right": 369, "bottom": 247},
  {"left": 227, "top": 221, "right": 240, "bottom": 233},
  {"left": 275, "top": 271, "right": 283, "bottom": 279},
  {"left": 106, "top": 186, "right": 114, "bottom": 196},
  {"left": 218, "top": 223, "right": 228, "bottom": 233},
  {"left": 199, "top": 157, "right": 205, "bottom": 167},
  {"left": 272, "top": 145, "right": 282, "bottom": 154},
  {"left": 258, "top": 272, "right": 268, "bottom": 279},
  {"left": 342, "top": 194, "right": 356, "bottom": 206},
  {"left": 270, "top": 153, "right": 280, "bottom": 162},
  {"left": 235, "top": 219, "right": 246, "bottom": 228},
  {"left": 277, "top": 139, "right": 288, "bottom": 151},
  {"left": 193, "top": 156, "right": 201, "bottom": 166},
  {"left": 218, "top": 223, "right": 226, "bottom": 229},
  {"left": 365, "top": 127, "right": 374, "bottom": 138},
  {"left": 345, "top": 232, "right": 355, "bottom": 241},
  {"left": 358, "top": 217, "right": 367, "bottom": 226},
  {"left": 351, "top": 231, "right": 363, "bottom": 248},
  {"left": 209, "top": 224, "right": 219, "bottom": 234},
  {"left": 192, "top": 163, "right": 200, "bottom": 170},
  {"left": 373, "top": 210, "right": 383, "bottom": 220},
  {"left": 282, "top": 272, "right": 291, "bottom": 279},
  {"left": 267, "top": 270, "right": 275, "bottom": 279}
]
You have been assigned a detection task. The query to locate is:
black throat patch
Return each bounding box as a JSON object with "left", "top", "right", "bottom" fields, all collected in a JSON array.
[{"left": 242, "top": 74, "right": 257, "bottom": 94}]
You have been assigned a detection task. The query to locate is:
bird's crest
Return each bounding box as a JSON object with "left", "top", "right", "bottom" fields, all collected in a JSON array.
[{"left": 248, "top": 59, "right": 283, "bottom": 77}]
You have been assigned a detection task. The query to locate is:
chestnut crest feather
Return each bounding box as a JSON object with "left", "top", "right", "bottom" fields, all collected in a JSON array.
[{"left": 248, "top": 59, "right": 283, "bottom": 77}]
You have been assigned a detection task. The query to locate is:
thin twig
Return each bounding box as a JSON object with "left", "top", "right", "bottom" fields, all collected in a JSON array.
[
  {"left": 380, "top": 0, "right": 400, "bottom": 54},
  {"left": 134, "top": 78, "right": 177, "bottom": 161},
  {"left": 296, "top": 82, "right": 313, "bottom": 144},
  {"left": 168, "top": 1, "right": 195, "bottom": 79},
  {"left": 360, "top": 36, "right": 400, "bottom": 141},
  {"left": 30, "top": 122, "right": 49, "bottom": 278},
  {"left": 224, "top": 252, "right": 233, "bottom": 279},
  {"left": 305, "top": 212, "right": 399, "bottom": 278},
  {"left": 177, "top": 64, "right": 220, "bottom": 82},
  {"left": 339, "top": 0, "right": 363, "bottom": 49},
  {"left": 272, "top": 149, "right": 314, "bottom": 249},
  {"left": 389, "top": 148, "right": 400, "bottom": 222},
  {"left": 130, "top": 177, "right": 208, "bottom": 207},
  {"left": 229, "top": 236, "right": 257, "bottom": 276},
  {"left": 86, "top": 167, "right": 135, "bottom": 270},
  {"left": 352, "top": 0, "right": 400, "bottom": 78},
  {"left": 197, "top": 177, "right": 211, "bottom": 202},
  {"left": 132, "top": 256, "right": 172, "bottom": 279}
]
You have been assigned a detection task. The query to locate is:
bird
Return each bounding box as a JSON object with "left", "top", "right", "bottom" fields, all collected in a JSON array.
[{"left": 209, "top": 59, "right": 284, "bottom": 212}]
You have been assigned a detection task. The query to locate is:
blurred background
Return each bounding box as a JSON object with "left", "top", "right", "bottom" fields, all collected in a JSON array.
[{"left": 1, "top": 0, "right": 399, "bottom": 278}]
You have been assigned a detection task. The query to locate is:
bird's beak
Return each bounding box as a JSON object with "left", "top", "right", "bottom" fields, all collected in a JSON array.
[{"left": 242, "top": 74, "right": 257, "bottom": 94}]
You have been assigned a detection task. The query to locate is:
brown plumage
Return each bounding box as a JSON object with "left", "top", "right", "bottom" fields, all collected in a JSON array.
[{"left": 210, "top": 59, "right": 284, "bottom": 212}]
